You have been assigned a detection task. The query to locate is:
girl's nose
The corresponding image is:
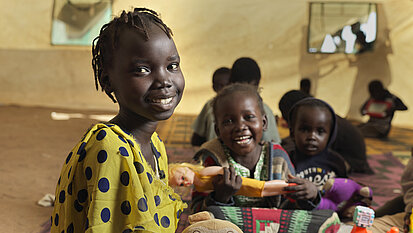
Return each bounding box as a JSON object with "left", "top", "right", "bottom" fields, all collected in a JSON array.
[{"left": 153, "top": 69, "right": 172, "bottom": 89}]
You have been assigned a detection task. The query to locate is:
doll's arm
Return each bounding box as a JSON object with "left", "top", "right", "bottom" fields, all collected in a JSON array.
[
  {"left": 198, "top": 166, "right": 224, "bottom": 176},
  {"left": 262, "top": 180, "right": 293, "bottom": 197}
]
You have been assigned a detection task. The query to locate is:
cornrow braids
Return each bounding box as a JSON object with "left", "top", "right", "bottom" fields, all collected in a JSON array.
[
  {"left": 212, "top": 83, "right": 265, "bottom": 120},
  {"left": 91, "top": 8, "right": 173, "bottom": 102}
]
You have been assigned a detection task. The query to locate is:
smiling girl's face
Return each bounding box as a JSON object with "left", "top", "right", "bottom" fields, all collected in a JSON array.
[{"left": 214, "top": 92, "right": 267, "bottom": 160}]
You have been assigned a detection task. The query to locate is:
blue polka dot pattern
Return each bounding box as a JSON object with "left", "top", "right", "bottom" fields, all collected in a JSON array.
[
  {"left": 154, "top": 195, "right": 161, "bottom": 206},
  {"left": 68, "top": 167, "right": 72, "bottom": 178},
  {"left": 101, "top": 208, "right": 110, "bottom": 223},
  {"left": 161, "top": 216, "right": 170, "bottom": 228},
  {"left": 74, "top": 200, "right": 83, "bottom": 212},
  {"left": 54, "top": 214, "right": 59, "bottom": 226},
  {"left": 152, "top": 146, "right": 161, "bottom": 159},
  {"left": 157, "top": 135, "right": 162, "bottom": 142},
  {"left": 77, "top": 189, "right": 88, "bottom": 203},
  {"left": 120, "top": 171, "right": 129, "bottom": 186},
  {"left": 127, "top": 139, "right": 134, "bottom": 147},
  {"left": 57, "top": 177, "right": 61, "bottom": 185},
  {"left": 67, "top": 223, "right": 74, "bottom": 233},
  {"left": 85, "top": 167, "right": 92, "bottom": 180},
  {"left": 121, "top": 200, "right": 131, "bottom": 215},
  {"left": 154, "top": 213, "right": 159, "bottom": 226},
  {"left": 65, "top": 152, "right": 72, "bottom": 164},
  {"left": 134, "top": 162, "right": 144, "bottom": 174},
  {"left": 68, "top": 182, "right": 72, "bottom": 195},
  {"left": 122, "top": 229, "right": 132, "bottom": 233},
  {"left": 97, "top": 150, "right": 107, "bottom": 163},
  {"left": 119, "top": 147, "right": 129, "bottom": 156},
  {"left": 85, "top": 218, "right": 89, "bottom": 230},
  {"left": 98, "top": 178, "right": 109, "bottom": 193},
  {"left": 118, "top": 136, "right": 126, "bottom": 143},
  {"left": 77, "top": 142, "right": 86, "bottom": 162},
  {"left": 147, "top": 172, "right": 153, "bottom": 184},
  {"left": 137, "top": 198, "right": 148, "bottom": 212},
  {"left": 59, "top": 190, "right": 65, "bottom": 203},
  {"left": 177, "top": 209, "right": 181, "bottom": 219},
  {"left": 169, "top": 194, "right": 176, "bottom": 201},
  {"left": 96, "top": 130, "right": 106, "bottom": 141},
  {"left": 135, "top": 226, "right": 145, "bottom": 230}
]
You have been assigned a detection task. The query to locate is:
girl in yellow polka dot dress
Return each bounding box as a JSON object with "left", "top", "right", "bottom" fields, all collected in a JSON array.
[{"left": 51, "top": 8, "right": 187, "bottom": 233}]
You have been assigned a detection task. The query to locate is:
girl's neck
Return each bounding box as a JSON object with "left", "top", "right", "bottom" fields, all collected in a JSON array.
[
  {"left": 230, "top": 144, "right": 263, "bottom": 171},
  {"left": 110, "top": 110, "right": 158, "bottom": 145}
]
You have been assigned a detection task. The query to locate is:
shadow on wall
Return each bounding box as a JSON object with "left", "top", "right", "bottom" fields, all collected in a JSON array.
[
  {"left": 298, "top": 3, "right": 392, "bottom": 122},
  {"left": 346, "top": 3, "right": 392, "bottom": 121}
]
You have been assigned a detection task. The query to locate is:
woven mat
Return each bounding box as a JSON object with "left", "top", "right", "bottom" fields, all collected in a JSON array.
[{"left": 349, "top": 152, "right": 405, "bottom": 209}]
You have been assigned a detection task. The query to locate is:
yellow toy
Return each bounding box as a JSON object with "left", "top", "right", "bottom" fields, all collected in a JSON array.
[{"left": 168, "top": 163, "right": 296, "bottom": 197}]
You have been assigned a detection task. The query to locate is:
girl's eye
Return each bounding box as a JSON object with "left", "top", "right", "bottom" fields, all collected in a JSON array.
[
  {"left": 168, "top": 63, "right": 179, "bottom": 71},
  {"left": 134, "top": 67, "right": 150, "bottom": 74},
  {"left": 245, "top": 114, "right": 255, "bottom": 120},
  {"left": 222, "top": 119, "right": 233, "bottom": 125},
  {"left": 317, "top": 128, "right": 326, "bottom": 134}
]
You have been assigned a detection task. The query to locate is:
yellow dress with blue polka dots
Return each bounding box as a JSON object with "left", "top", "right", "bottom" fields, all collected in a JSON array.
[{"left": 51, "top": 123, "right": 187, "bottom": 233}]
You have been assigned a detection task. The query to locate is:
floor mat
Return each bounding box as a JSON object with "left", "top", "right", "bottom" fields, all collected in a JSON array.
[{"left": 349, "top": 152, "right": 405, "bottom": 209}]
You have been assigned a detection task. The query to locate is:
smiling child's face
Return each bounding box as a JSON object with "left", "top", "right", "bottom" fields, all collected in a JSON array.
[
  {"left": 214, "top": 92, "right": 267, "bottom": 159},
  {"left": 291, "top": 106, "right": 332, "bottom": 156},
  {"left": 104, "top": 24, "right": 185, "bottom": 121}
]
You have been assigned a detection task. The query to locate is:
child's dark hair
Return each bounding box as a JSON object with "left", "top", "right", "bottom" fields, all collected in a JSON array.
[
  {"left": 288, "top": 97, "right": 334, "bottom": 129},
  {"left": 92, "top": 8, "right": 172, "bottom": 102},
  {"left": 213, "top": 67, "right": 231, "bottom": 80},
  {"left": 368, "top": 80, "right": 384, "bottom": 93},
  {"left": 229, "top": 57, "right": 261, "bottom": 85},
  {"left": 279, "top": 90, "right": 310, "bottom": 123},
  {"left": 212, "top": 83, "right": 265, "bottom": 120}
]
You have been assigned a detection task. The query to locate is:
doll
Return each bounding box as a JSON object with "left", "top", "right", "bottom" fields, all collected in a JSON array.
[{"left": 168, "top": 163, "right": 296, "bottom": 197}]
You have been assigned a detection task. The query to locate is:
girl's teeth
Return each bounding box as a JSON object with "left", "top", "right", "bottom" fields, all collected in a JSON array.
[
  {"left": 235, "top": 136, "right": 251, "bottom": 144},
  {"left": 152, "top": 97, "right": 173, "bottom": 104}
]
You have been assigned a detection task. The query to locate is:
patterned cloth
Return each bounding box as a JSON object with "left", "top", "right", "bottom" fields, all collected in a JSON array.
[
  {"left": 226, "top": 143, "right": 268, "bottom": 206},
  {"left": 207, "top": 206, "right": 341, "bottom": 233},
  {"left": 51, "top": 123, "right": 186, "bottom": 233}
]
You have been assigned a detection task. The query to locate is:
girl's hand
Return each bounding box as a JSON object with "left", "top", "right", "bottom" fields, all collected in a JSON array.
[
  {"left": 284, "top": 174, "right": 318, "bottom": 201},
  {"left": 212, "top": 167, "right": 242, "bottom": 203}
]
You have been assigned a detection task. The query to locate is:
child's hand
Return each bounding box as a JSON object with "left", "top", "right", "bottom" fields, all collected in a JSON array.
[
  {"left": 212, "top": 167, "right": 242, "bottom": 203},
  {"left": 284, "top": 174, "right": 318, "bottom": 201}
]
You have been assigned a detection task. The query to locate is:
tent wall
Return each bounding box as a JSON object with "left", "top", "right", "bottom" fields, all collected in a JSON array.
[{"left": 1, "top": 0, "right": 412, "bottom": 128}]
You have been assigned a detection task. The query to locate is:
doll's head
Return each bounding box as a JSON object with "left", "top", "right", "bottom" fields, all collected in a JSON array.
[
  {"left": 168, "top": 163, "right": 203, "bottom": 187},
  {"left": 212, "top": 83, "right": 267, "bottom": 160},
  {"left": 92, "top": 8, "right": 184, "bottom": 121},
  {"left": 212, "top": 67, "right": 231, "bottom": 93},
  {"left": 289, "top": 98, "right": 335, "bottom": 157}
]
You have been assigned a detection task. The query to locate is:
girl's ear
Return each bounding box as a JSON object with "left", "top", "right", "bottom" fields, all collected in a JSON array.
[{"left": 262, "top": 114, "right": 268, "bottom": 131}]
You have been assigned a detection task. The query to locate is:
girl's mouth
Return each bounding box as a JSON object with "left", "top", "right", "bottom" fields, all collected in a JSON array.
[
  {"left": 234, "top": 136, "right": 252, "bottom": 145},
  {"left": 150, "top": 97, "right": 173, "bottom": 105}
]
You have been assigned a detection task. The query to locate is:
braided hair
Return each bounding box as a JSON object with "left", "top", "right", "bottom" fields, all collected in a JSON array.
[{"left": 91, "top": 8, "right": 173, "bottom": 102}]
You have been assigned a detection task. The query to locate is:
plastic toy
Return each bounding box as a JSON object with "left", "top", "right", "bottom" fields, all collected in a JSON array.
[
  {"left": 168, "top": 163, "right": 296, "bottom": 197},
  {"left": 351, "top": 206, "right": 375, "bottom": 233}
]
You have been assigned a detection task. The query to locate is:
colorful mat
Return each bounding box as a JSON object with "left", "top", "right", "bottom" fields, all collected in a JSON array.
[{"left": 349, "top": 152, "right": 405, "bottom": 209}]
